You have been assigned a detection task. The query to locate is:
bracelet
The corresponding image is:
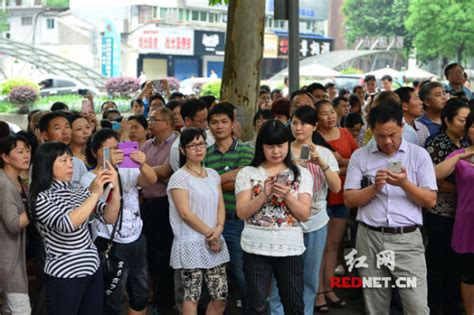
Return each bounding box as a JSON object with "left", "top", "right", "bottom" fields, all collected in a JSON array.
[{"left": 322, "top": 165, "right": 330, "bottom": 172}]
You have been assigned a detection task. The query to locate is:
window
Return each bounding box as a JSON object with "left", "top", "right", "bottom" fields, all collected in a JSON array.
[
  {"left": 200, "top": 11, "right": 206, "bottom": 22},
  {"left": 160, "top": 7, "right": 167, "bottom": 19},
  {"left": 15, "top": 0, "right": 21, "bottom": 5},
  {"left": 21, "top": 16, "right": 32, "bottom": 25},
  {"left": 46, "top": 18, "right": 55, "bottom": 29},
  {"left": 34, "top": 0, "right": 42, "bottom": 5},
  {"left": 191, "top": 10, "right": 199, "bottom": 21}
]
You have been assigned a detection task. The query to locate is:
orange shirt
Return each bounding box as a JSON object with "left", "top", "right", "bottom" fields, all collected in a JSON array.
[{"left": 326, "top": 128, "right": 358, "bottom": 206}]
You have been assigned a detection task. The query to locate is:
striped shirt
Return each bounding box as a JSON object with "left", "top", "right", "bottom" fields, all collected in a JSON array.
[
  {"left": 204, "top": 138, "right": 254, "bottom": 212},
  {"left": 34, "top": 180, "right": 106, "bottom": 278}
]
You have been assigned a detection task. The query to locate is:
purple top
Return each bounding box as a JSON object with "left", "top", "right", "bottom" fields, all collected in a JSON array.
[
  {"left": 345, "top": 139, "right": 438, "bottom": 227},
  {"left": 140, "top": 132, "right": 177, "bottom": 198},
  {"left": 447, "top": 148, "right": 474, "bottom": 253}
]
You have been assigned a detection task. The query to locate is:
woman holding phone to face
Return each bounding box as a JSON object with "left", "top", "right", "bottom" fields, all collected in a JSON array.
[
  {"left": 167, "top": 128, "right": 230, "bottom": 315},
  {"left": 82, "top": 128, "right": 156, "bottom": 315},
  {"left": 235, "top": 120, "right": 313, "bottom": 315},
  {"left": 268, "top": 106, "right": 341, "bottom": 315},
  {"left": 29, "top": 142, "right": 120, "bottom": 315}
]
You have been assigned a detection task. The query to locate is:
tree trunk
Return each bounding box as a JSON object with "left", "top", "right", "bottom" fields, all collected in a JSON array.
[{"left": 220, "top": 0, "right": 266, "bottom": 141}]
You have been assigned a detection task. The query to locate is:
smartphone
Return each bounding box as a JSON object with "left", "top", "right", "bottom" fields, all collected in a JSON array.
[
  {"left": 275, "top": 172, "right": 290, "bottom": 185},
  {"left": 81, "top": 99, "right": 93, "bottom": 113},
  {"left": 300, "top": 144, "right": 311, "bottom": 160},
  {"left": 117, "top": 141, "right": 140, "bottom": 168},
  {"left": 388, "top": 160, "right": 402, "bottom": 173},
  {"left": 152, "top": 80, "right": 163, "bottom": 92},
  {"left": 103, "top": 147, "right": 111, "bottom": 170},
  {"left": 102, "top": 183, "right": 114, "bottom": 202},
  {"left": 78, "top": 88, "right": 88, "bottom": 96}
]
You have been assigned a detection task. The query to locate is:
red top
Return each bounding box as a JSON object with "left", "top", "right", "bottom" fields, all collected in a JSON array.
[{"left": 326, "top": 128, "right": 358, "bottom": 206}]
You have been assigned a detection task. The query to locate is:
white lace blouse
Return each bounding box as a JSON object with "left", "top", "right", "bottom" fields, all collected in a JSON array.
[{"left": 167, "top": 168, "right": 230, "bottom": 269}]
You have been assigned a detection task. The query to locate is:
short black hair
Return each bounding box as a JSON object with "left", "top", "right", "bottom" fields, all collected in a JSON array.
[
  {"left": 352, "top": 85, "right": 363, "bottom": 93},
  {"left": 290, "top": 89, "right": 314, "bottom": 104},
  {"left": 341, "top": 112, "right": 364, "bottom": 128},
  {"left": 169, "top": 92, "right": 184, "bottom": 100},
  {"left": 166, "top": 100, "right": 183, "bottom": 111},
  {"left": 149, "top": 93, "right": 166, "bottom": 105},
  {"left": 50, "top": 102, "right": 69, "bottom": 112},
  {"left": 130, "top": 98, "right": 145, "bottom": 109},
  {"left": 207, "top": 102, "right": 235, "bottom": 122},
  {"left": 306, "top": 82, "right": 325, "bottom": 94},
  {"left": 270, "top": 89, "right": 282, "bottom": 98},
  {"left": 364, "top": 75, "right": 376, "bottom": 83},
  {"left": 395, "top": 87, "right": 415, "bottom": 104},
  {"left": 198, "top": 95, "right": 216, "bottom": 109},
  {"left": 440, "top": 99, "right": 469, "bottom": 132},
  {"left": 381, "top": 75, "right": 393, "bottom": 82},
  {"left": 324, "top": 82, "right": 336, "bottom": 89},
  {"left": 100, "top": 101, "right": 117, "bottom": 111},
  {"left": 444, "top": 62, "right": 464, "bottom": 79},
  {"left": 128, "top": 114, "right": 148, "bottom": 129},
  {"left": 252, "top": 109, "right": 273, "bottom": 127},
  {"left": 259, "top": 89, "right": 269, "bottom": 97},
  {"left": 368, "top": 101, "right": 403, "bottom": 129},
  {"left": 181, "top": 99, "right": 208, "bottom": 120},
  {"left": 0, "top": 134, "right": 30, "bottom": 169},
  {"left": 332, "top": 96, "right": 348, "bottom": 108},
  {"left": 412, "top": 80, "right": 420, "bottom": 88},
  {"left": 259, "top": 84, "right": 271, "bottom": 93},
  {"left": 38, "top": 111, "right": 69, "bottom": 132}
]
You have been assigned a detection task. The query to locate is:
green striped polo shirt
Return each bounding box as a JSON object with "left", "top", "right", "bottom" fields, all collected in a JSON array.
[{"left": 204, "top": 138, "right": 254, "bottom": 212}]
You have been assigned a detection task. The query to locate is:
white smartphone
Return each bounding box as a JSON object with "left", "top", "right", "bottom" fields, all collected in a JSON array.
[
  {"left": 388, "top": 160, "right": 402, "bottom": 173},
  {"left": 102, "top": 183, "right": 114, "bottom": 202},
  {"left": 103, "top": 147, "right": 111, "bottom": 170},
  {"left": 300, "top": 144, "right": 311, "bottom": 160},
  {"left": 275, "top": 172, "right": 290, "bottom": 185}
]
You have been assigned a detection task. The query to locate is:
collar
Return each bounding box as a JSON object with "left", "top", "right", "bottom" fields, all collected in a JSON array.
[
  {"left": 153, "top": 131, "right": 178, "bottom": 146},
  {"left": 50, "top": 180, "right": 71, "bottom": 190},
  {"left": 211, "top": 137, "right": 238, "bottom": 154},
  {"left": 369, "top": 137, "right": 408, "bottom": 154}
]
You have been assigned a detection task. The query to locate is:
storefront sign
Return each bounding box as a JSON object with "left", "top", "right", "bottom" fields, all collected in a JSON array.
[
  {"left": 278, "top": 36, "right": 332, "bottom": 58},
  {"left": 194, "top": 31, "right": 225, "bottom": 56},
  {"left": 136, "top": 27, "right": 194, "bottom": 55},
  {"left": 264, "top": 33, "right": 278, "bottom": 58}
]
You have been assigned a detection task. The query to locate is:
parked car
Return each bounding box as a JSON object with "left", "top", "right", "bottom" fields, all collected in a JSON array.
[{"left": 38, "top": 76, "right": 99, "bottom": 97}]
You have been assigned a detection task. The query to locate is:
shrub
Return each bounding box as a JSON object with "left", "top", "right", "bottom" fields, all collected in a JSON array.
[
  {"left": 8, "top": 86, "right": 39, "bottom": 113},
  {"left": 340, "top": 67, "right": 364, "bottom": 74},
  {"left": 105, "top": 76, "right": 140, "bottom": 97},
  {"left": 0, "top": 78, "right": 39, "bottom": 95},
  {"left": 200, "top": 80, "right": 221, "bottom": 98}
]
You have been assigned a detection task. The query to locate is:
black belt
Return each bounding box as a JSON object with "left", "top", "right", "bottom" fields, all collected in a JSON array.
[{"left": 360, "top": 222, "right": 418, "bottom": 234}]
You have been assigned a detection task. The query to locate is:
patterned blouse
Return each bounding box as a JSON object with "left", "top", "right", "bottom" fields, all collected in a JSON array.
[{"left": 425, "top": 131, "right": 469, "bottom": 217}]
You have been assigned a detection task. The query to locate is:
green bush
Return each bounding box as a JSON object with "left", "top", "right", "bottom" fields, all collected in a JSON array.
[
  {"left": 340, "top": 67, "right": 364, "bottom": 74},
  {"left": 200, "top": 80, "right": 221, "bottom": 98},
  {"left": 0, "top": 78, "right": 39, "bottom": 95}
]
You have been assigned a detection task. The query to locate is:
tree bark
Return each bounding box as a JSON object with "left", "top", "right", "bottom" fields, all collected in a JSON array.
[
  {"left": 220, "top": 0, "right": 266, "bottom": 141},
  {"left": 456, "top": 43, "right": 464, "bottom": 64}
]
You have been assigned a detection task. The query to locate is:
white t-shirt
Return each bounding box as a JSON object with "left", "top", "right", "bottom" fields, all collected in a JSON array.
[
  {"left": 234, "top": 165, "right": 313, "bottom": 257},
  {"left": 80, "top": 168, "right": 142, "bottom": 244},
  {"left": 299, "top": 146, "right": 339, "bottom": 233},
  {"left": 170, "top": 129, "right": 215, "bottom": 171},
  {"left": 167, "top": 168, "right": 230, "bottom": 269}
]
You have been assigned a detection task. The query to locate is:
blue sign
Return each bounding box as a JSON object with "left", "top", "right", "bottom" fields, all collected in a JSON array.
[{"left": 101, "top": 19, "right": 121, "bottom": 77}]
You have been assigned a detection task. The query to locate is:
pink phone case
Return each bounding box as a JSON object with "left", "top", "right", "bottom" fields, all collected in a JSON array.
[{"left": 118, "top": 141, "right": 140, "bottom": 168}]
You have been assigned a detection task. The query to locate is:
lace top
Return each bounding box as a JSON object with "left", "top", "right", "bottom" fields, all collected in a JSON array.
[{"left": 167, "top": 168, "right": 230, "bottom": 269}]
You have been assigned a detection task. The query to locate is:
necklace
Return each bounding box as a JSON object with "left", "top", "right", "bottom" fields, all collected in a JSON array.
[{"left": 185, "top": 164, "right": 205, "bottom": 177}]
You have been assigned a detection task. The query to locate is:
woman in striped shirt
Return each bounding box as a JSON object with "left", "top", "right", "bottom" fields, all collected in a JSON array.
[{"left": 29, "top": 142, "right": 121, "bottom": 315}]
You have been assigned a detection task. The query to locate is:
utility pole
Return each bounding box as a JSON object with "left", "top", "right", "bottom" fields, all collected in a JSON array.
[{"left": 288, "top": 0, "right": 299, "bottom": 94}]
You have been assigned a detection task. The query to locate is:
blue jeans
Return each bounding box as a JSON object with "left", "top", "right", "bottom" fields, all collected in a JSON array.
[
  {"left": 268, "top": 224, "right": 328, "bottom": 315},
  {"left": 222, "top": 217, "right": 247, "bottom": 313}
]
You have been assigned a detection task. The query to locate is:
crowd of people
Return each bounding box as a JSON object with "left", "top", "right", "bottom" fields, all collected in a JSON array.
[{"left": 0, "top": 61, "right": 474, "bottom": 315}]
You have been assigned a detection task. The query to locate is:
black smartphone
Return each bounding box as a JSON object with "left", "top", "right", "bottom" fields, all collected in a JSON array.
[{"left": 78, "top": 89, "right": 88, "bottom": 96}]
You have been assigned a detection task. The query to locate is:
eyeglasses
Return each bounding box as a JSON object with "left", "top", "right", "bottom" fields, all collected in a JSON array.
[
  {"left": 147, "top": 118, "right": 167, "bottom": 124},
  {"left": 185, "top": 142, "right": 207, "bottom": 150}
]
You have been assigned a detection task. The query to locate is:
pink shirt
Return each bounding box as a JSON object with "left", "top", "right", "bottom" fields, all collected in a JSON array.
[{"left": 141, "top": 132, "right": 177, "bottom": 198}]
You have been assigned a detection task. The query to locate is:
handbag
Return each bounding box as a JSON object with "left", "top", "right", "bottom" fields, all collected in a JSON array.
[{"left": 96, "top": 172, "right": 125, "bottom": 296}]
